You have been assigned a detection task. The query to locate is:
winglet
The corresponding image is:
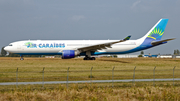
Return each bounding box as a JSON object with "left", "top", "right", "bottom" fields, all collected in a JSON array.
[{"left": 123, "top": 35, "right": 131, "bottom": 41}]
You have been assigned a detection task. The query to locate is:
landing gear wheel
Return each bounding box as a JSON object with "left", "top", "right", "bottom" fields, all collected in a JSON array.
[
  {"left": 20, "top": 57, "right": 24, "bottom": 60},
  {"left": 83, "top": 55, "right": 88, "bottom": 60},
  {"left": 83, "top": 57, "right": 96, "bottom": 60},
  {"left": 20, "top": 55, "right": 24, "bottom": 60},
  {"left": 92, "top": 57, "right": 96, "bottom": 60}
]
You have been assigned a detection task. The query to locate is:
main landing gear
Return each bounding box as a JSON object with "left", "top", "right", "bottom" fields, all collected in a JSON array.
[
  {"left": 20, "top": 55, "right": 24, "bottom": 60},
  {"left": 83, "top": 55, "right": 96, "bottom": 60},
  {"left": 83, "top": 51, "right": 96, "bottom": 60}
]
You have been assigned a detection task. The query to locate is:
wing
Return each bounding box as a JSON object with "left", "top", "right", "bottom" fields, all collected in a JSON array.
[
  {"left": 77, "top": 35, "right": 131, "bottom": 52},
  {"left": 151, "top": 38, "right": 175, "bottom": 46}
]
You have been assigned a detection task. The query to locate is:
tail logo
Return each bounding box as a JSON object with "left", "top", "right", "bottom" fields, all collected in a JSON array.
[{"left": 147, "top": 27, "right": 164, "bottom": 40}]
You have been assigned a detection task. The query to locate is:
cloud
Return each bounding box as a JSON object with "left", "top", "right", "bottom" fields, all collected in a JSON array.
[
  {"left": 131, "top": 0, "right": 141, "bottom": 9},
  {"left": 70, "top": 15, "right": 85, "bottom": 22},
  {"left": 130, "top": 0, "right": 160, "bottom": 12}
]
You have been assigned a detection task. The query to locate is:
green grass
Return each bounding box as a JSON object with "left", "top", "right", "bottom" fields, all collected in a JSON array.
[
  {"left": 1, "top": 83, "right": 180, "bottom": 101},
  {"left": 1, "top": 57, "right": 180, "bottom": 100},
  {"left": 0, "top": 57, "right": 180, "bottom": 82}
]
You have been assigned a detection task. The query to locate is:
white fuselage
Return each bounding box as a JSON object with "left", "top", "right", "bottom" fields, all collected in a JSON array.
[{"left": 4, "top": 39, "right": 143, "bottom": 55}]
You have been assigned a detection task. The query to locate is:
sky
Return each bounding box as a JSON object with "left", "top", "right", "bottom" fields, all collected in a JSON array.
[{"left": 0, "top": 0, "right": 179, "bottom": 55}]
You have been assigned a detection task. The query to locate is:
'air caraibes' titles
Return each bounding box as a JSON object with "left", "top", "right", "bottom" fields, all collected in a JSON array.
[
  {"left": 25, "top": 42, "right": 65, "bottom": 48},
  {"left": 4, "top": 19, "right": 175, "bottom": 60}
]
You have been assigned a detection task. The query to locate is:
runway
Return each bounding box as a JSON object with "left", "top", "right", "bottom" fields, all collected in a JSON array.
[{"left": 0, "top": 78, "right": 180, "bottom": 85}]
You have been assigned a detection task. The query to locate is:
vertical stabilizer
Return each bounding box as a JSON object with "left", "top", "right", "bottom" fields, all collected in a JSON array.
[{"left": 140, "top": 19, "right": 168, "bottom": 41}]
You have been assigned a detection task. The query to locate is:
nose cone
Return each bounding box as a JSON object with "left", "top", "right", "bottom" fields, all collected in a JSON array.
[
  {"left": 4, "top": 46, "right": 9, "bottom": 52},
  {"left": 4, "top": 46, "right": 7, "bottom": 51}
]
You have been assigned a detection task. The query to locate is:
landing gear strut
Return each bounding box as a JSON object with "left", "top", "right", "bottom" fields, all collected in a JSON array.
[
  {"left": 20, "top": 55, "right": 24, "bottom": 60},
  {"left": 83, "top": 55, "right": 96, "bottom": 60}
]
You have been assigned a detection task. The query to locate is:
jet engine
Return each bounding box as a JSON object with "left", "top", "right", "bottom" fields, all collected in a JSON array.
[{"left": 61, "top": 50, "right": 80, "bottom": 59}]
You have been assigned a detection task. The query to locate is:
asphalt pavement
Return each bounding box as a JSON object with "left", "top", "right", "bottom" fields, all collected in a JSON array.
[{"left": 0, "top": 78, "right": 180, "bottom": 85}]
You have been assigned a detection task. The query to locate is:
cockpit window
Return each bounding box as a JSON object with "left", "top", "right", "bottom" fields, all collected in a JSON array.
[{"left": 9, "top": 44, "right": 13, "bottom": 46}]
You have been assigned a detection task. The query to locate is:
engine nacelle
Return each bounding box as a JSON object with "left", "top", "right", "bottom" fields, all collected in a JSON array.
[{"left": 61, "top": 50, "right": 80, "bottom": 59}]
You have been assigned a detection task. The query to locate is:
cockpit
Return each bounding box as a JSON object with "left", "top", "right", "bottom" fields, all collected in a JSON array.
[{"left": 8, "top": 44, "right": 13, "bottom": 46}]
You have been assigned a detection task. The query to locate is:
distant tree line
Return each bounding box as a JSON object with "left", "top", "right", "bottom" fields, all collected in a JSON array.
[
  {"left": 138, "top": 51, "right": 144, "bottom": 57},
  {"left": 1, "top": 47, "right": 7, "bottom": 56},
  {"left": 174, "top": 49, "right": 180, "bottom": 55}
]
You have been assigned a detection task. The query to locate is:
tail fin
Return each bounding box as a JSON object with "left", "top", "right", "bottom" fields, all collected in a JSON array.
[{"left": 141, "top": 19, "right": 168, "bottom": 41}]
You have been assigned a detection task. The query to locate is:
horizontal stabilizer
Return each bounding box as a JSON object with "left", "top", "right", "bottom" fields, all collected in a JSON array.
[{"left": 151, "top": 38, "right": 175, "bottom": 46}]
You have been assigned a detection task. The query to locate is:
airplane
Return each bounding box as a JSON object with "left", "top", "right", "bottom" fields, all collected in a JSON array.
[{"left": 4, "top": 19, "right": 175, "bottom": 60}]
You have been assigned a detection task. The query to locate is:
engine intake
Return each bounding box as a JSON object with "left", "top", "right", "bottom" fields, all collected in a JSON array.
[{"left": 62, "top": 50, "right": 80, "bottom": 59}]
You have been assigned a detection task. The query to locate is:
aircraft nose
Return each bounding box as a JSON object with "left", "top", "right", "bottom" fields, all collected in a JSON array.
[{"left": 4, "top": 46, "right": 9, "bottom": 52}]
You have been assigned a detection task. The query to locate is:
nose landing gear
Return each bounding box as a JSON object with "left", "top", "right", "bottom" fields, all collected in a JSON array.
[{"left": 20, "top": 55, "right": 24, "bottom": 60}]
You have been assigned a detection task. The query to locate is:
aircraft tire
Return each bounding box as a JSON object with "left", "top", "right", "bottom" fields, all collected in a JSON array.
[
  {"left": 83, "top": 57, "right": 95, "bottom": 60},
  {"left": 92, "top": 57, "right": 96, "bottom": 60}
]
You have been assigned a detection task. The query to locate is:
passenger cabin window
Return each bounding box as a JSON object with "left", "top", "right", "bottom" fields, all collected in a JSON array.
[{"left": 9, "top": 44, "right": 12, "bottom": 46}]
